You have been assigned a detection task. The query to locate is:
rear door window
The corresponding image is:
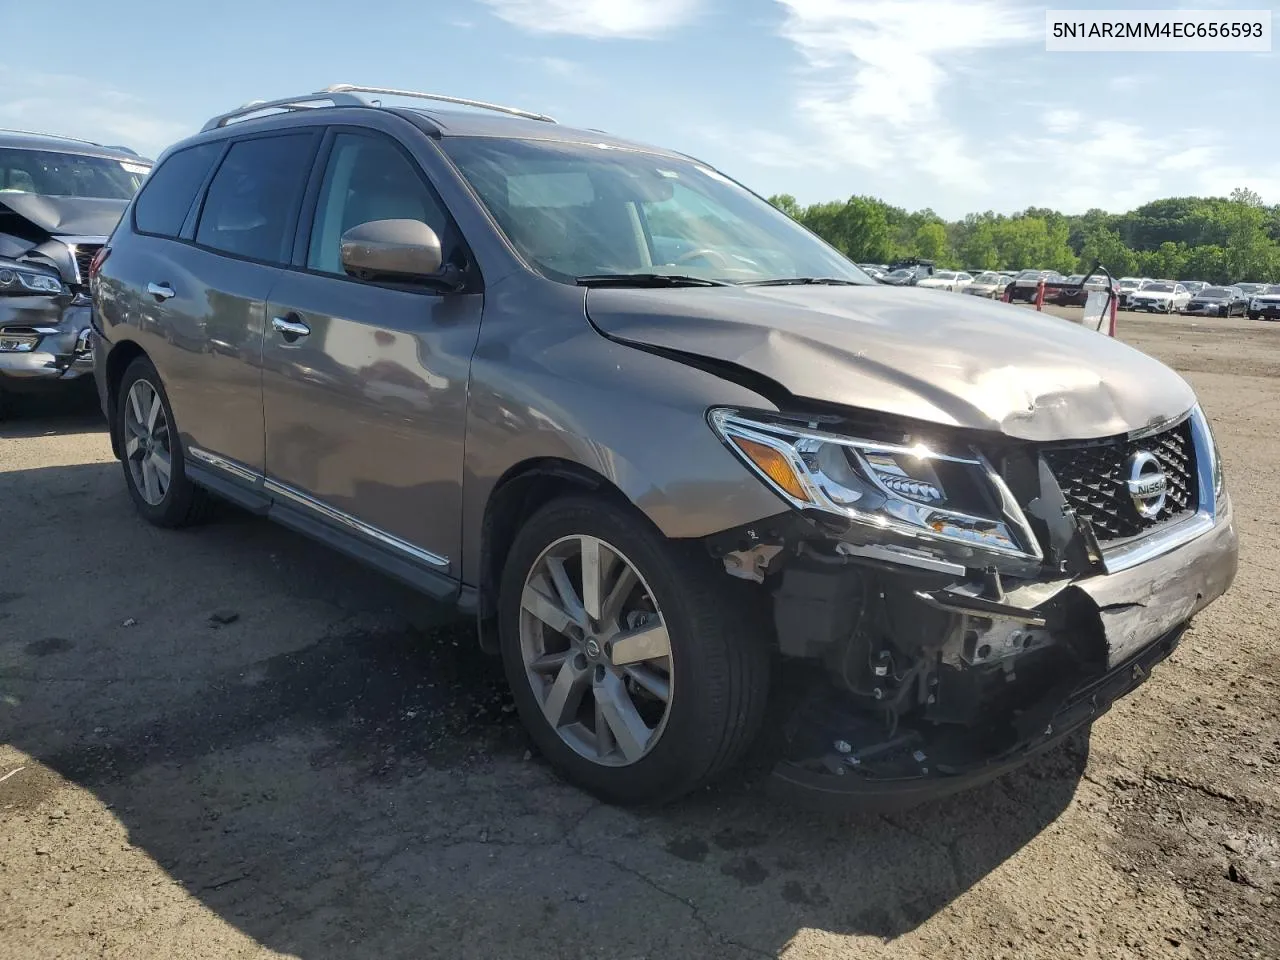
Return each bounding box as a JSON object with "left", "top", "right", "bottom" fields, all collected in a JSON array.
[
  {"left": 133, "top": 143, "right": 222, "bottom": 237},
  {"left": 196, "top": 134, "right": 316, "bottom": 264}
]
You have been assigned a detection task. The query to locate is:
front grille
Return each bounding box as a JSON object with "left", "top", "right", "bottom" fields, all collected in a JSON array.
[
  {"left": 1040, "top": 418, "right": 1198, "bottom": 542},
  {"left": 72, "top": 244, "right": 101, "bottom": 285}
]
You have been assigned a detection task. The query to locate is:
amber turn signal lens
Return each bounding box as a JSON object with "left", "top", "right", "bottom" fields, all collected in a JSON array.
[{"left": 730, "top": 436, "right": 811, "bottom": 502}]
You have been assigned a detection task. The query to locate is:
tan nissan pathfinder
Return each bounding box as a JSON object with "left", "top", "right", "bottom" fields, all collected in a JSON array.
[{"left": 91, "top": 85, "right": 1237, "bottom": 807}]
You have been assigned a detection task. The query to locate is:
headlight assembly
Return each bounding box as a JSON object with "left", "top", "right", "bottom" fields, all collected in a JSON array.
[
  {"left": 0, "top": 261, "right": 65, "bottom": 297},
  {"left": 710, "top": 409, "right": 1042, "bottom": 562}
]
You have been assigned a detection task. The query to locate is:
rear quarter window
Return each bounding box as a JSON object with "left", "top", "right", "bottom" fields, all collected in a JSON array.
[{"left": 133, "top": 143, "right": 223, "bottom": 237}]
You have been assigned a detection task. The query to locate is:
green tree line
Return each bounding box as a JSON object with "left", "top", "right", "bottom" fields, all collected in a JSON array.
[{"left": 768, "top": 188, "right": 1280, "bottom": 283}]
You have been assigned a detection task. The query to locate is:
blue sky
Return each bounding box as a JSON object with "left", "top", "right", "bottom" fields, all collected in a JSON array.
[{"left": 2, "top": 0, "right": 1276, "bottom": 218}]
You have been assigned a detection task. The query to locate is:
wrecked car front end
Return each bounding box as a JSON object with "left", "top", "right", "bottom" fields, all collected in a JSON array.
[
  {"left": 0, "top": 139, "right": 148, "bottom": 410},
  {"left": 704, "top": 403, "right": 1236, "bottom": 808},
  {"left": 0, "top": 252, "right": 97, "bottom": 395}
]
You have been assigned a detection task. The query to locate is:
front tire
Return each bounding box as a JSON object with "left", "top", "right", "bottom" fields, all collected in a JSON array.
[
  {"left": 498, "top": 495, "right": 770, "bottom": 805},
  {"left": 116, "top": 356, "right": 212, "bottom": 528},
  {"left": 1249, "top": 311, "right": 1259, "bottom": 321}
]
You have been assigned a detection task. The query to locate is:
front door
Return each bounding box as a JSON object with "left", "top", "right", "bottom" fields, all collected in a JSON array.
[{"left": 261, "top": 129, "right": 482, "bottom": 577}]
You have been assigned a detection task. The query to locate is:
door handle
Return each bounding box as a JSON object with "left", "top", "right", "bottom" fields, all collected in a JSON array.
[
  {"left": 146, "top": 282, "right": 175, "bottom": 302},
  {"left": 272, "top": 315, "right": 311, "bottom": 342}
]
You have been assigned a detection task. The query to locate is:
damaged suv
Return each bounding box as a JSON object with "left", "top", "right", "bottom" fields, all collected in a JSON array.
[
  {"left": 92, "top": 87, "right": 1237, "bottom": 807},
  {"left": 0, "top": 131, "right": 149, "bottom": 412}
]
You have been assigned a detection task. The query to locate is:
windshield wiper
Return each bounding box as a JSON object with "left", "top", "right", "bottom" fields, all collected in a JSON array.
[
  {"left": 576, "top": 273, "right": 729, "bottom": 288},
  {"left": 738, "top": 277, "right": 864, "bottom": 287}
]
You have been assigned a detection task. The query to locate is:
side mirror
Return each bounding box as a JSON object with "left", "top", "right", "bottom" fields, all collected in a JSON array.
[{"left": 340, "top": 219, "right": 461, "bottom": 289}]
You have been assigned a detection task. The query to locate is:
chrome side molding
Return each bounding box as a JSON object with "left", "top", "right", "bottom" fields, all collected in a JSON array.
[
  {"left": 187, "top": 446, "right": 261, "bottom": 483},
  {"left": 186, "top": 446, "right": 450, "bottom": 569},
  {"left": 263, "top": 479, "right": 450, "bottom": 569}
]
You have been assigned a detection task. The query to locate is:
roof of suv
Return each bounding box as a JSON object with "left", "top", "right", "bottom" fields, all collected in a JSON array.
[
  {"left": 0, "top": 128, "right": 149, "bottom": 163},
  {"left": 191, "top": 86, "right": 683, "bottom": 159}
]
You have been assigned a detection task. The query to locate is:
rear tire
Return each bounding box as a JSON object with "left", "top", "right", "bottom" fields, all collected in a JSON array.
[
  {"left": 116, "top": 356, "right": 213, "bottom": 528},
  {"left": 498, "top": 495, "right": 770, "bottom": 805}
]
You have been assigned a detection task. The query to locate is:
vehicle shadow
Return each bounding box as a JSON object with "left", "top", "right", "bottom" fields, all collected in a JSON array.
[
  {"left": 2, "top": 457, "right": 1088, "bottom": 957},
  {"left": 0, "top": 383, "right": 103, "bottom": 437}
]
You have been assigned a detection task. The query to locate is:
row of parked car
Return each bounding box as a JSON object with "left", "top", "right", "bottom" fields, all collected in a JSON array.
[{"left": 857, "top": 262, "right": 1280, "bottom": 319}]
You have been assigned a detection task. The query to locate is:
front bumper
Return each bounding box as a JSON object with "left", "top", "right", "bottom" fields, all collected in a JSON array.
[
  {"left": 1251, "top": 303, "right": 1280, "bottom": 319},
  {"left": 0, "top": 298, "right": 94, "bottom": 391},
  {"left": 769, "top": 501, "right": 1238, "bottom": 809}
]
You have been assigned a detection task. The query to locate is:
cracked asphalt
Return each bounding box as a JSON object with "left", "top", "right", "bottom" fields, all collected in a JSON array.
[{"left": 2, "top": 310, "right": 1278, "bottom": 959}]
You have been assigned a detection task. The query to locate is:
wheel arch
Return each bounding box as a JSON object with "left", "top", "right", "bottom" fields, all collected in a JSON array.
[
  {"left": 103, "top": 339, "right": 149, "bottom": 459},
  {"left": 475, "top": 457, "right": 641, "bottom": 652}
]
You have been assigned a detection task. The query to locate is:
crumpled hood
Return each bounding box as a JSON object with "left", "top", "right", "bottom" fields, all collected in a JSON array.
[
  {"left": 0, "top": 193, "right": 127, "bottom": 238},
  {"left": 586, "top": 284, "right": 1196, "bottom": 442}
]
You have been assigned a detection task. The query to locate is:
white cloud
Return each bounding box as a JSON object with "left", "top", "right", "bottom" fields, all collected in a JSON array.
[
  {"left": 478, "top": 0, "right": 700, "bottom": 38},
  {"left": 1043, "top": 108, "right": 1081, "bottom": 134},
  {"left": 769, "top": 0, "right": 1039, "bottom": 192},
  {"left": 750, "top": 0, "right": 1278, "bottom": 214},
  {"left": 0, "top": 69, "right": 185, "bottom": 159}
]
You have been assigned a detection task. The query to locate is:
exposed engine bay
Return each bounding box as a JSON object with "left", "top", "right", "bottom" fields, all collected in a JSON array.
[{"left": 702, "top": 404, "right": 1237, "bottom": 807}]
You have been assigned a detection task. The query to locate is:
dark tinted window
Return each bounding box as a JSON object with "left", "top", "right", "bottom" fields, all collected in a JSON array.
[
  {"left": 133, "top": 143, "right": 221, "bottom": 237},
  {"left": 196, "top": 135, "right": 314, "bottom": 263},
  {"left": 307, "top": 133, "right": 450, "bottom": 275}
]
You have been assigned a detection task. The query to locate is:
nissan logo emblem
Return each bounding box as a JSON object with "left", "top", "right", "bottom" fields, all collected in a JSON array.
[{"left": 1126, "top": 450, "right": 1168, "bottom": 519}]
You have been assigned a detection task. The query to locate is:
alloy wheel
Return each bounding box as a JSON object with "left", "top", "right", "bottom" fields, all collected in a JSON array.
[
  {"left": 124, "top": 379, "right": 173, "bottom": 506},
  {"left": 518, "top": 535, "right": 674, "bottom": 767}
]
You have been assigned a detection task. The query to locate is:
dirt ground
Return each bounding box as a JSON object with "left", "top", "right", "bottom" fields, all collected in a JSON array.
[{"left": 2, "top": 309, "right": 1277, "bottom": 960}]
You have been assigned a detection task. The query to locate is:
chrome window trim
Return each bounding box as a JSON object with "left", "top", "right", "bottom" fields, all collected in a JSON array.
[
  {"left": 1100, "top": 405, "right": 1219, "bottom": 574},
  {"left": 263, "top": 478, "right": 450, "bottom": 569}
]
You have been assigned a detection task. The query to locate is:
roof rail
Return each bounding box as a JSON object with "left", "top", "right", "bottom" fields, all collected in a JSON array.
[
  {"left": 323, "top": 84, "right": 556, "bottom": 123},
  {"left": 200, "top": 91, "right": 369, "bottom": 132},
  {"left": 200, "top": 85, "right": 558, "bottom": 133}
]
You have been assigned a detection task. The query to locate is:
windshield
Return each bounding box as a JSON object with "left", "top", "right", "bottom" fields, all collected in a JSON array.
[
  {"left": 0, "top": 148, "right": 148, "bottom": 199},
  {"left": 933, "top": 271, "right": 956, "bottom": 280},
  {"left": 440, "top": 137, "right": 870, "bottom": 285},
  {"left": 975, "top": 272, "right": 1002, "bottom": 283},
  {"left": 1236, "top": 283, "right": 1265, "bottom": 293},
  {"left": 1200, "top": 287, "right": 1231, "bottom": 298},
  {"left": 1144, "top": 282, "right": 1175, "bottom": 292}
]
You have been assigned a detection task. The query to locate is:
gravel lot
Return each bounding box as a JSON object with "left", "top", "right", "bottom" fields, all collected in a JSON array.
[{"left": 2, "top": 309, "right": 1277, "bottom": 960}]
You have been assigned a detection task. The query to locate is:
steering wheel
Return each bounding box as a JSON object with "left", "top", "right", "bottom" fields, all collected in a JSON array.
[{"left": 671, "top": 247, "right": 734, "bottom": 270}]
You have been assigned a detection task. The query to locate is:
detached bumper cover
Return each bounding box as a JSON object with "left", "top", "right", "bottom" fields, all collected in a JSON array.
[{"left": 770, "top": 502, "right": 1238, "bottom": 809}]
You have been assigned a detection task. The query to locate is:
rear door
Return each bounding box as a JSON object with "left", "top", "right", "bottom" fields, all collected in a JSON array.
[
  {"left": 260, "top": 127, "right": 483, "bottom": 579},
  {"left": 175, "top": 132, "right": 319, "bottom": 474},
  {"left": 101, "top": 132, "right": 318, "bottom": 476}
]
